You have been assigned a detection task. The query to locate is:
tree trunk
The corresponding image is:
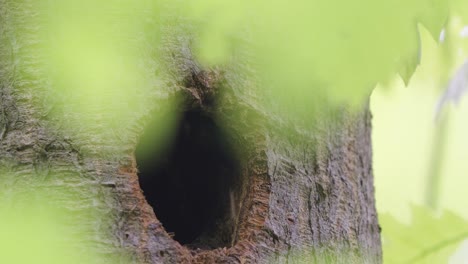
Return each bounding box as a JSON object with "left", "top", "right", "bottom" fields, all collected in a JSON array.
[{"left": 0, "top": 1, "right": 381, "bottom": 263}]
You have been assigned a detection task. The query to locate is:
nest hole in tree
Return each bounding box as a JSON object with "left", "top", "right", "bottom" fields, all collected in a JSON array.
[{"left": 135, "top": 107, "right": 244, "bottom": 249}]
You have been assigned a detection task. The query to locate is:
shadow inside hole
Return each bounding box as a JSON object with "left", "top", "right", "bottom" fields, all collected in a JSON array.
[{"left": 136, "top": 109, "right": 241, "bottom": 248}]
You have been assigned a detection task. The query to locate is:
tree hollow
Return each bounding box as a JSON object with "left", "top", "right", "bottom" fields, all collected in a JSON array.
[{"left": 136, "top": 107, "right": 242, "bottom": 249}]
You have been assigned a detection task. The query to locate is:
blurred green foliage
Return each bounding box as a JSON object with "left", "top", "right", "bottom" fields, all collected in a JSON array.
[
  {"left": 372, "top": 6, "right": 468, "bottom": 264},
  {"left": 6, "top": 0, "right": 468, "bottom": 262},
  {"left": 0, "top": 189, "right": 126, "bottom": 264},
  {"left": 381, "top": 207, "right": 468, "bottom": 263},
  {"left": 171, "top": 0, "right": 448, "bottom": 107},
  {"left": 31, "top": 0, "right": 452, "bottom": 133}
]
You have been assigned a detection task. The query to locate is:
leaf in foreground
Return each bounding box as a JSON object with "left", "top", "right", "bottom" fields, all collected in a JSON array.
[{"left": 381, "top": 206, "right": 468, "bottom": 264}]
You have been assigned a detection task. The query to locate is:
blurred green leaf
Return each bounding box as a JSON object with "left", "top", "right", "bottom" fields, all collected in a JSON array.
[
  {"left": 0, "top": 170, "right": 132, "bottom": 264},
  {"left": 155, "top": 0, "right": 450, "bottom": 125},
  {"left": 381, "top": 206, "right": 468, "bottom": 264},
  {"left": 0, "top": 195, "right": 96, "bottom": 264}
]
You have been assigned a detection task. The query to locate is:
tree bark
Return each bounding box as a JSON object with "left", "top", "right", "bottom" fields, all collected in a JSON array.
[{"left": 0, "top": 1, "right": 381, "bottom": 263}]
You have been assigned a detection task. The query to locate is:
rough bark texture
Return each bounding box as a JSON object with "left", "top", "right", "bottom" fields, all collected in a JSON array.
[{"left": 0, "top": 1, "right": 381, "bottom": 263}]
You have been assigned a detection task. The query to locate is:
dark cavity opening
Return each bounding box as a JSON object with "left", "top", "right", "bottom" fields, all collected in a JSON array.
[{"left": 136, "top": 108, "right": 242, "bottom": 249}]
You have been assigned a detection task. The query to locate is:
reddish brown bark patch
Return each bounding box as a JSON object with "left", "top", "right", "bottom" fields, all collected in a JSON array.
[
  {"left": 121, "top": 139, "right": 271, "bottom": 263},
  {"left": 125, "top": 76, "right": 272, "bottom": 262}
]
